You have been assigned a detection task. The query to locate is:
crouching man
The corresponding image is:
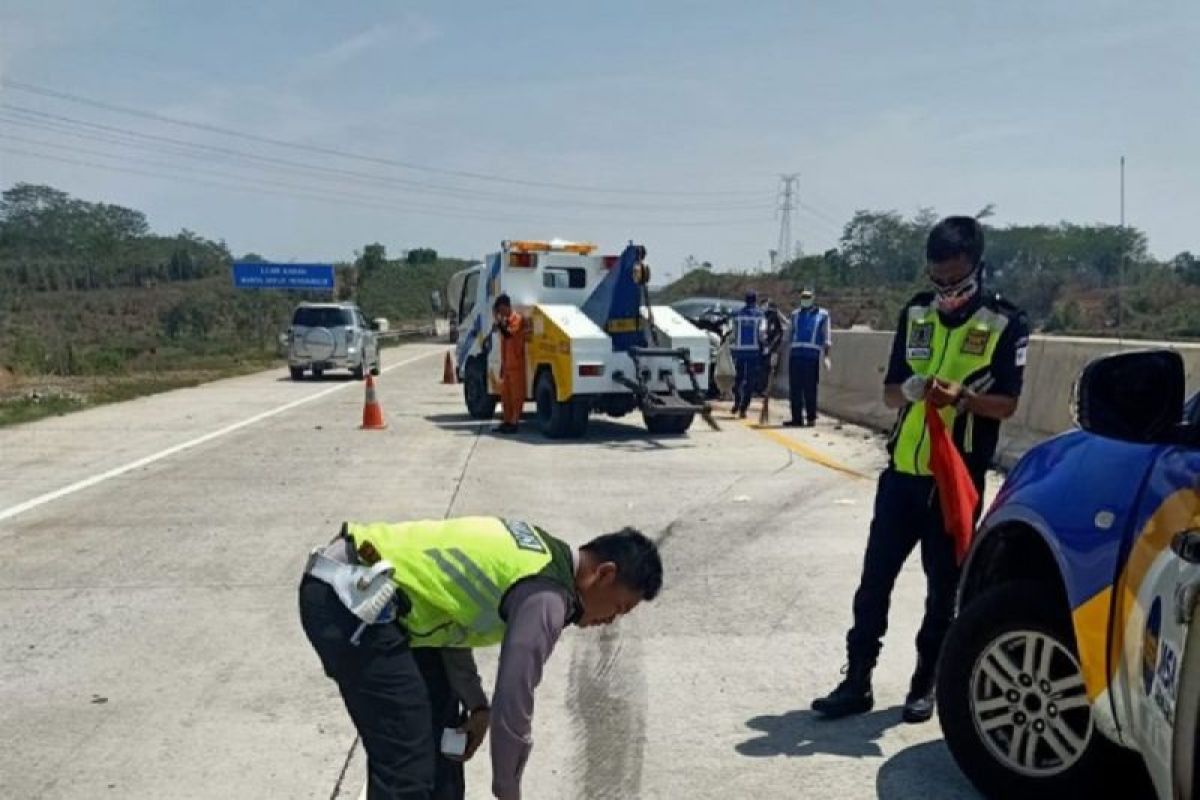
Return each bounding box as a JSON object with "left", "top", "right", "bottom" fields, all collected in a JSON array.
[{"left": 299, "top": 517, "right": 662, "bottom": 800}]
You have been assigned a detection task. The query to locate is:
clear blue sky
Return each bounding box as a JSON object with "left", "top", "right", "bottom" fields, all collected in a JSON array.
[{"left": 2, "top": 1, "right": 1197, "bottom": 282}]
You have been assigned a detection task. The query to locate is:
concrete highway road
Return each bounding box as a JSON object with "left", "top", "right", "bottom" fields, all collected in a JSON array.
[{"left": 0, "top": 342, "right": 984, "bottom": 799}]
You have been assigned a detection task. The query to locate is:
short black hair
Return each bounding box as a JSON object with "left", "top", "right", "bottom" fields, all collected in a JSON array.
[
  {"left": 493, "top": 293, "right": 512, "bottom": 311},
  {"left": 926, "top": 216, "right": 984, "bottom": 266},
  {"left": 581, "top": 527, "right": 663, "bottom": 600}
]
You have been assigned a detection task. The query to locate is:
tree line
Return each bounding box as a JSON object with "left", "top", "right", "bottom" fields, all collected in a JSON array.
[
  {"left": 771, "top": 209, "right": 1200, "bottom": 338},
  {"left": 0, "top": 183, "right": 464, "bottom": 377}
]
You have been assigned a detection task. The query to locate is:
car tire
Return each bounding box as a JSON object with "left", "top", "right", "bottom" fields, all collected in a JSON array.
[
  {"left": 311, "top": 366, "right": 324, "bottom": 380},
  {"left": 289, "top": 366, "right": 305, "bottom": 381},
  {"left": 370, "top": 352, "right": 381, "bottom": 377},
  {"left": 937, "top": 580, "right": 1125, "bottom": 800},
  {"left": 463, "top": 356, "right": 498, "bottom": 420},
  {"left": 644, "top": 412, "right": 695, "bottom": 435},
  {"left": 351, "top": 360, "right": 365, "bottom": 381},
  {"left": 534, "top": 369, "right": 580, "bottom": 439}
]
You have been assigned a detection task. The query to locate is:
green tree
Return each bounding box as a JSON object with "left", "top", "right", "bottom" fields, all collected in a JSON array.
[
  {"left": 358, "top": 243, "right": 387, "bottom": 273},
  {"left": 406, "top": 247, "right": 438, "bottom": 265}
]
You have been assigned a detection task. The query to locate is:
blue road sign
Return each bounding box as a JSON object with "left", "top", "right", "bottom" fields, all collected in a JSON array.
[{"left": 232, "top": 262, "right": 335, "bottom": 291}]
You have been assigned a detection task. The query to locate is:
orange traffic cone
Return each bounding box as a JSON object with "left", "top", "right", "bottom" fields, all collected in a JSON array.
[
  {"left": 361, "top": 374, "right": 386, "bottom": 430},
  {"left": 442, "top": 351, "right": 457, "bottom": 384}
]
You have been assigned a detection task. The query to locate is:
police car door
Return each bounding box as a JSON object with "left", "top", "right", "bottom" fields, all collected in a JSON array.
[{"left": 1125, "top": 396, "right": 1200, "bottom": 798}]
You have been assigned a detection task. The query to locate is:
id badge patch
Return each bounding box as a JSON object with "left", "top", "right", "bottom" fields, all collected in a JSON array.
[
  {"left": 503, "top": 519, "right": 547, "bottom": 553},
  {"left": 907, "top": 322, "right": 933, "bottom": 360},
  {"left": 961, "top": 328, "right": 991, "bottom": 356}
]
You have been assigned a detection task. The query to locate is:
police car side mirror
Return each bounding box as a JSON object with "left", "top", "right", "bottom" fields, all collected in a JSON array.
[{"left": 1073, "top": 349, "right": 1185, "bottom": 444}]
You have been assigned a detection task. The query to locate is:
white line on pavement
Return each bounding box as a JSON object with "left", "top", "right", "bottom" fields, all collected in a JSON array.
[{"left": 0, "top": 350, "right": 438, "bottom": 524}]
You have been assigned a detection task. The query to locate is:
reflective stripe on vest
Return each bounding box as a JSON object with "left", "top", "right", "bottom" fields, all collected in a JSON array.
[
  {"left": 790, "top": 308, "right": 828, "bottom": 352},
  {"left": 732, "top": 308, "right": 763, "bottom": 352},
  {"left": 346, "top": 517, "right": 574, "bottom": 648},
  {"left": 891, "top": 304, "right": 1009, "bottom": 476}
]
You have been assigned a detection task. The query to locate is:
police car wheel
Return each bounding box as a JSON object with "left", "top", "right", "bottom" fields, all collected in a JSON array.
[{"left": 938, "top": 580, "right": 1120, "bottom": 799}]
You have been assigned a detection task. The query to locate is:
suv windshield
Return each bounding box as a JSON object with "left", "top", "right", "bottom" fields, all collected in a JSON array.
[{"left": 293, "top": 307, "right": 354, "bottom": 328}]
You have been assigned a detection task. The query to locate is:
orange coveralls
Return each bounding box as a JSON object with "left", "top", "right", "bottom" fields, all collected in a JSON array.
[{"left": 499, "top": 311, "right": 526, "bottom": 425}]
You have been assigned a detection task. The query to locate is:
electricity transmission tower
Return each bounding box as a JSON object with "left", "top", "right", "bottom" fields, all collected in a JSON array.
[{"left": 775, "top": 173, "right": 800, "bottom": 268}]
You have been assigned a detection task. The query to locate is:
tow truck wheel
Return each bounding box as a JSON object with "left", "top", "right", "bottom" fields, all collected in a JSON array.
[
  {"left": 938, "top": 580, "right": 1121, "bottom": 799},
  {"left": 464, "top": 356, "right": 497, "bottom": 420},
  {"left": 644, "top": 412, "right": 694, "bottom": 435},
  {"left": 534, "top": 370, "right": 581, "bottom": 439}
]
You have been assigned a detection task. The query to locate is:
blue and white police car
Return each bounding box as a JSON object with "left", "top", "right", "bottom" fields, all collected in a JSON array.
[{"left": 938, "top": 349, "right": 1200, "bottom": 800}]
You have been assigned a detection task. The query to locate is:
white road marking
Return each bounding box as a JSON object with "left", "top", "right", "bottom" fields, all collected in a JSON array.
[{"left": 0, "top": 351, "right": 437, "bottom": 524}]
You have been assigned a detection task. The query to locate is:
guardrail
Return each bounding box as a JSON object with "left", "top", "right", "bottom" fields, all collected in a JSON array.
[{"left": 775, "top": 331, "right": 1200, "bottom": 469}]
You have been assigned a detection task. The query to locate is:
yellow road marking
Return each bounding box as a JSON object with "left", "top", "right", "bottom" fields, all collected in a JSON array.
[{"left": 747, "top": 423, "right": 870, "bottom": 481}]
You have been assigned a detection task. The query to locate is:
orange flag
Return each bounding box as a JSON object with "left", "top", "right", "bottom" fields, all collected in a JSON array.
[{"left": 925, "top": 403, "right": 980, "bottom": 565}]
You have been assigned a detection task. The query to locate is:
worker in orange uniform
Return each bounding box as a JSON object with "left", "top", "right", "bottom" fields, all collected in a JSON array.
[{"left": 493, "top": 294, "right": 526, "bottom": 434}]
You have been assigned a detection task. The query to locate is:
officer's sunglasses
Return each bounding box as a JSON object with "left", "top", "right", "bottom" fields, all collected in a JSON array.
[{"left": 927, "top": 266, "right": 979, "bottom": 296}]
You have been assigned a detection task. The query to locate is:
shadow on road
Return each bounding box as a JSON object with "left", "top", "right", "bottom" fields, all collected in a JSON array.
[
  {"left": 421, "top": 413, "right": 699, "bottom": 451},
  {"left": 875, "top": 740, "right": 980, "bottom": 800},
  {"left": 735, "top": 707, "right": 904, "bottom": 759},
  {"left": 274, "top": 373, "right": 360, "bottom": 383}
]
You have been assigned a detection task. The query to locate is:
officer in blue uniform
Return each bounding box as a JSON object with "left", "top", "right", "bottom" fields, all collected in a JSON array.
[
  {"left": 730, "top": 291, "right": 765, "bottom": 418},
  {"left": 811, "top": 216, "right": 1029, "bottom": 725},
  {"left": 786, "top": 289, "right": 831, "bottom": 427}
]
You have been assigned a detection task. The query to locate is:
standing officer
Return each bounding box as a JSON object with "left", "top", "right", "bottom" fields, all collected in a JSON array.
[
  {"left": 785, "top": 289, "right": 831, "bottom": 427},
  {"left": 811, "top": 217, "right": 1029, "bottom": 724},
  {"left": 299, "top": 518, "right": 662, "bottom": 800},
  {"left": 492, "top": 294, "right": 525, "bottom": 434},
  {"left": 730, "top": 290, "right": 765, "bottom": 419}
]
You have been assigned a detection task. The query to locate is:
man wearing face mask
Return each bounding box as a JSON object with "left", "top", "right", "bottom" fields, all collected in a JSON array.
[
  {"left": 811, "top": 216, "right": 1029, "bottom": 725},
  {"left": 785, "top": 289, "right": 831, "bottom": 427}
]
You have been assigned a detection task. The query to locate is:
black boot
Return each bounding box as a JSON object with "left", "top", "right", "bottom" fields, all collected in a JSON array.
[
  {"left": 902, "top": 657, "right": 937, "bottom": 724},
  {"left": 811, "top": 661, "right": 874, "bottom": 719}
]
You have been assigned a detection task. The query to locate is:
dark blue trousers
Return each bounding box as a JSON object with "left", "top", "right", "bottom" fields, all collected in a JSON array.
[
  {"left": 788, "top": 356, "right": 820, "bottom": 423},
  {"left": 846, "top": 469, "right": 983, "bottom": 669},
  {"left": 732, "top": 353, "right": 761, "bottom": 414}
]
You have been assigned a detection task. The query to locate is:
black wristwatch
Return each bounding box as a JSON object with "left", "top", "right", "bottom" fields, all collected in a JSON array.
[{"left": 955, "top": 391, "right": 972, "bottom": 415}]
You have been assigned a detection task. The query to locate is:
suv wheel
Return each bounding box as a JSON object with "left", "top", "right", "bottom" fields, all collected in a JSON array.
[
  {"left": 351, "top": 360, "right": 365, "bottom": 381},
  {"left": 463, "top": 356, "right": 497, "bottom": 420},
  {"left": 289, "top": 366, "right": 305, "bottom": 381},
  {"left": 311, "top": 366, "right": 324, "bottom": 379},
  {"left": 370, "top": 351, "right": 381, "bottom": 377},
  {"left": 938, "top": 580, "right": 1121, "bottom": 799}
]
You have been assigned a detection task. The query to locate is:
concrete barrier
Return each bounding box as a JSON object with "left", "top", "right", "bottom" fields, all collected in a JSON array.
[{"left": 776, "top": 331, "right": 1200, "bottom": 469}]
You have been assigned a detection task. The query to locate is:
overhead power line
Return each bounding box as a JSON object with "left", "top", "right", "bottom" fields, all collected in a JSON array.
[
  {"left": 0, "top": 143, "right": 774, "bottom": 229},
  {"left": 1, "top": 78, "right": 767, "bottom": 197},
  {"left": 0, "top": 106, "right": 774, "bottom": 214}
]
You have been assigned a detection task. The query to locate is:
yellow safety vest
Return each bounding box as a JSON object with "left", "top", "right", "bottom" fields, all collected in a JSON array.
[
  {"left": 892, "top": 302, "right": 1010, "bottom": 476},
  {"left": 347, "top": 517, "right": 576, "bottom": 648}
]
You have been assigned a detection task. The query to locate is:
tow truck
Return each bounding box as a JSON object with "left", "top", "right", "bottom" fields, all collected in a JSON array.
[{"left": 446, "top": 240, "right": 715, "bottom": 438}]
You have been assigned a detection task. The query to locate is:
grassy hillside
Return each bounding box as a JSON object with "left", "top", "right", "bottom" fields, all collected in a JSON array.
[{"left": 0, "top": 183, "right": 480, "bottom": 425}]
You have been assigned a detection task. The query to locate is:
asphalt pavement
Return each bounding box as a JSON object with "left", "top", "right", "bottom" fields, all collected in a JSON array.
[{"left": 0, "top": 342, "right": 984, "bottom": 799}]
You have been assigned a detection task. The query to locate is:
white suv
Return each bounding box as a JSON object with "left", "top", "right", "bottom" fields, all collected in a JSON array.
[{"left": 286, "top": 303, "right": 380, "bottom": 380}]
